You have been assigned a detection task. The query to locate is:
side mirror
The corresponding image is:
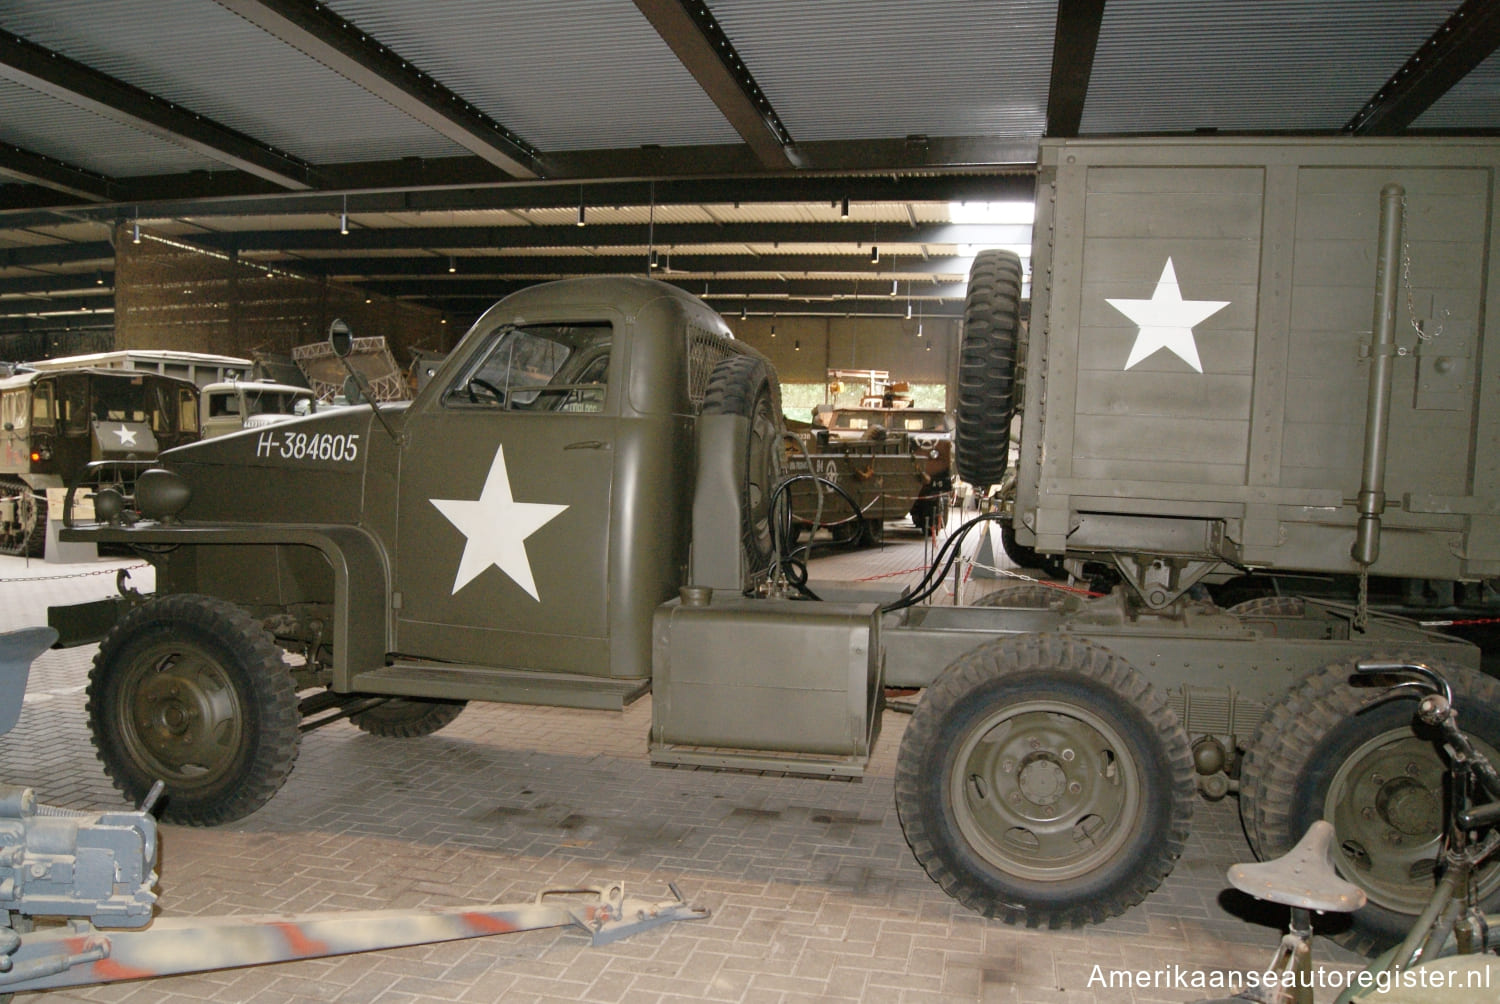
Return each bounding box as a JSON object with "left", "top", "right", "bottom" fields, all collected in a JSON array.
[{"left": 329, "top": 318, "right": 353, "bottom": 358}]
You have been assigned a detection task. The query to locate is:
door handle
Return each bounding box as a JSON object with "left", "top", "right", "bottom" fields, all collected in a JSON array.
[{"left": 564, "top": 440, "right": 610, "bottom": 451}]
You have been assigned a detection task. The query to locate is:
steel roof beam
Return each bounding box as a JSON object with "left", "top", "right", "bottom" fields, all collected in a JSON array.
[
  {"left": 203, "top": 221, "right": 1023, "bottom": 253},
  {"left": 1346, "top": 0, "right": 1500, "bottom": 134},
  {"left": 359, "top": 277, "right": 968, "bottom": 300},
  {"left": 0, "top": 142, "right": 115, "bottom": 202},
  {"left": 306, "top": 253, "right": 986, "bottom": 279},
  {"left": 633, "top": 0, "right": 799, "bottom": 169},
  {"left": 0, "top": 272, "right": 113, "bottom": 296},
  {"left": 213, "top": 0, "right": 543, "bottom": 178},
  {"left": 0, "top": 314, "right": 113, "bottom": 335},
  {"left": 1045, "top": 0, "right": 1107, "bottom": 138},
  {"left": 0, "top": 30, "right": 319, "bottom": 191},
  {"left": 0, "top": 145, "right": 1037, "bottom": 227},
  {"left": 0, "top": 294, "right": 113, "bottom": 318},
  {"left": 0, "top": 241, "right": 116, "bottom": 270}
]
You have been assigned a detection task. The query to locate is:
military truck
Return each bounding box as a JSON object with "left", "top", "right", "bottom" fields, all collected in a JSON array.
[
  {"left": 787, "top": 405, "right": 952, "bottom": 541},
  {"left": 199, "top": 378, "right": 319, "bottom": 439},
  {"left": 0, "top": 366, "right": 200, "bottom": 556},
  {"left": 45, "top": 138, "right": 1500, "bottom": 951}
]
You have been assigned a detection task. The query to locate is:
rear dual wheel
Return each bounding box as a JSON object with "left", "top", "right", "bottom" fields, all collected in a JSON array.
[
  {"left": 1240, "top": 658, "right": 1500, "bottom": 953},
  {"left": 896, "top": 635, "right": 1194, "bottom": 926}
]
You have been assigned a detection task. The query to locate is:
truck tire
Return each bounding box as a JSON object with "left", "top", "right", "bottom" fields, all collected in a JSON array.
[
  {"left": 703, "top": 354, "right": 783, "bottom": 576},
  {"left": 895, "top": 634, "right": 1194, "bottom": 926},
  {"left": 350, "top": 697, "right": 467, "bottom": 738},
  {"left": 1239, "top": 658, "right": 1500, "bottom": 954},
  {"left": 1226, "top": 595, "right": 1306, "bottom": 618},
  {"left": 86, "top": 594, "right": 300, "bottom": 826},
  {"left": 0, "top": 476, "right": 44, "bottom": 558},
  {"left": 1000, "top": 523, "right": 1067, "bottom": 580},
  {"left": 972, "top": 582, "right": 1075, "bottom": 610},
  {"left": 955, "top": 249, "right": 1023, "bottom": 489}
]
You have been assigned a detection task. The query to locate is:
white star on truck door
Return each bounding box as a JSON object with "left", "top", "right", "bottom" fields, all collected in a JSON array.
[
  {"left": 113, "top": 425, "right": 138, "bottom": 446},
  {"left": 1106, "top": 258, "right": 1229, "bottom": 373},
  {"left": 429, "top": 445, "right": 568, "bottom": 600}
]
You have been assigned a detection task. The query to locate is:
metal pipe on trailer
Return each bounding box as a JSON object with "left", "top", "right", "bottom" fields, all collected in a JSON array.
[{"left": 1351, "top": 183, "right": 1405, "bottom": 567}]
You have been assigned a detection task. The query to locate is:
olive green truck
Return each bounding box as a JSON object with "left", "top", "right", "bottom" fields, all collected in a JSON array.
[{"left": 48, "top": 137, "right": 1500, "bottom": 953}]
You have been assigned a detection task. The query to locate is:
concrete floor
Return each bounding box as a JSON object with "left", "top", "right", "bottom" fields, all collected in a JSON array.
[{"left": 0, "top": 522, "right": 1372, "bottom": 1004}]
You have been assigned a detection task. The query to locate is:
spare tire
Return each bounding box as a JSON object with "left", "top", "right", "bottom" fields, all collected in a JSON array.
[
  {"left": 702, "top": 354, "right": 783, "bottom": 578},
  {"left": 955, "top": 249, "right": 1023, "bottom": 488}
]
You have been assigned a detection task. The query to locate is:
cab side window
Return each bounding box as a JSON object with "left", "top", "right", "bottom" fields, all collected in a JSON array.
[{"left": 444, "top": 322, "right": 612, "bottom": 415}]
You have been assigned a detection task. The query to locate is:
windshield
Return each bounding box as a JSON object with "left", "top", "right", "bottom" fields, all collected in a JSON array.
[{"left": 444, "top": 323, "right": 611, "bottom": 413}]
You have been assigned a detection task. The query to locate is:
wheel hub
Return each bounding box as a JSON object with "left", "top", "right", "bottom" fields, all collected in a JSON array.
[
  {"left": 123, "top": 651, "right": 243, "bottom": 783},
  {"left": 1017, "top": 753, "right": 1068, "bottom": 806},
  {"left": 1375, "top": 775, "right": 1440, "bottom": 836},
  {"left": 952, "top": 703, "right": 1138, "bottom": 881}
]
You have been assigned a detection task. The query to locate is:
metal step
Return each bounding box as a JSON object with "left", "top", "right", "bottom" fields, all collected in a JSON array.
[{"left": 351, "top": 663, "right": 649, "bottom": 710}]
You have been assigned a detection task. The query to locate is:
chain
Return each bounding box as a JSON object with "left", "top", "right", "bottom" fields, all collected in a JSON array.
[
  {"left": 1399, "top": 195, "right": 1444, "bottom": 342},
  {"left": 1355, "top": 570, "right": 1370, "bottom": 633},
  {"left": 0, "top": 562, "right": 147, "bottom": 584}
]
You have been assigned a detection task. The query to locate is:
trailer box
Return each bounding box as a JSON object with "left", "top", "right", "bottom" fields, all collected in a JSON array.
[{"left": 1014, "top": 137, "right": 1500, "bottom": 596}]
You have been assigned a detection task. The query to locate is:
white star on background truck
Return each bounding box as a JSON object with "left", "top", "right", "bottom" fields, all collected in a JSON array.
[
  {"left": 429, "top": 445, "right": 568, "bottom": 600},
  {"left": 1106, "top": 258, "right": 1229, "bottom": 373}
]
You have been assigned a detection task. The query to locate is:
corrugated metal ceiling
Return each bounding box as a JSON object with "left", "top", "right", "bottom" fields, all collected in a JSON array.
[
  {"left": 1083, "top": 0, "right": 1455, "bottom": 133},
  {"left": 0, "top": 0, "right": 466, "bottom": 163},
  {"left": 711, "top": 0, "right": 1056, "bottom": 142},
  {"left": 325, "top": 0, "right": 741, "bottom": 151}
]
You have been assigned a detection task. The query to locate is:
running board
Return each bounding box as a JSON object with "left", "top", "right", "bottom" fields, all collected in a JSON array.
[{"left": 352, "top": 663, "right": 650, "bottom": 710}]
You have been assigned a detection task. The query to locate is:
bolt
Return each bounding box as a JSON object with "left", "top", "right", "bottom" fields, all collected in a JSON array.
[
  {"left": 1405, "top": 762, "right": 1421, "bottom": 777},
  {"left": 1029, "top": 737, "right": 1042, "bottom": 750},
  {"left": 1362, "top": 807, "right": 1376, "bottom": 821},
  {"left": 1001, "top": 759, "right": 1015, "bottom": 774},
  {"left": 1009, "top": 792, "right": 1021, "bottom": 803},
  {"left": 1068, "top": 782, "right": 1082, "bottom": 794},
  {"left": 1371, "top": 773, "right": 1385, "bottom": 786},
  {"left": 1061, "top": 749, "right": 1075, "bottom": 762},
  {"left": 1387, "top": 831, "right": 1403, "bottom": 845}
]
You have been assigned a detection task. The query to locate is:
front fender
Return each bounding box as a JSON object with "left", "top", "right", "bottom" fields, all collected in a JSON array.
[{"left": 58, "top": 522, "right": 389, "bottom": 685}]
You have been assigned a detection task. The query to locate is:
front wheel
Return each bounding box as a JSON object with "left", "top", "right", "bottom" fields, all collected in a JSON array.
[
  {"left": 895, "top": 634, "right": 1194, "bottom": 926},
  {"left": 1240, "top": 658, "right": 1500, "bottom": 954},
  {"left": 86, "top": 594, "right": 301, "bottom": 826}
]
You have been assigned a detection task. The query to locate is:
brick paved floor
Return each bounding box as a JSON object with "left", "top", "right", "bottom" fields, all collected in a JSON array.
[{"left": 0, "top": 520, "right": 1370, "bottom": 1003}]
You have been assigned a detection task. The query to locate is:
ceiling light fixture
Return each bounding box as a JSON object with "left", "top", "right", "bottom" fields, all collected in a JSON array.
[
  {"left": 794, "top": 339, "right": 801, "bottom": 351},
  {"left": 132, "top": 208, "right": 141, "bottom": 245},
  {"left": 649, "top": 249, "right": 659, "bottom": 269},
  {"left": 740, "top": 305, "right": 747, "bottom": 320},
  {"left": 771, "top": 316, "right": 777, "bottom": 338},
  {"left": 871, "top": 245, "right": 879, "bottom": 264},
  {"left": 576, "top": 187, "right": 586, "bottom": 227},
  {"left": 447, "top": 256, "right": 456, "bottom": 273},
  {"left": 840, "top": 197, "right": 849, "bottom": 218},
  {"left": 890, "top": 279, "right": 897, "bottom": 296},
  {"left": 340, "top": 194, "right": 349, "bottom": 236},
  {"left": 95, "top": 271, "right": 104, "bottom": 286}
]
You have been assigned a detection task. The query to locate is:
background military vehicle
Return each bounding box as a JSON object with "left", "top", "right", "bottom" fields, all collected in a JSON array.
[
  {"left": 787, "top": 404, "right": 952, "bottom": 542},
  {"left": 199, "top": 378, "right": 319, "bottom": 439},
  {"left": 46, "top": 138, "right": 1500, "bottom": 950},
  {"left": 0, "top": 365, "right": 200, "bottom": 556}
]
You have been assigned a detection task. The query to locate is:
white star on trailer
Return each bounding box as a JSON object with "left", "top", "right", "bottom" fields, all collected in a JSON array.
[
  {"left": 429, "top": 445, "right": 568, "bottom": 600},
  {"left": 112, "top": 425, "right": 138, "bottom": 446},
  {"left": 1106, "top": 258, "right": 1230, "bottom": 373}
]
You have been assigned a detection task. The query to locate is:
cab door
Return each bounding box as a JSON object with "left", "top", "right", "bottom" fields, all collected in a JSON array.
[{"left": 392, "top": 321, "right": 616, "bottom": 674}]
